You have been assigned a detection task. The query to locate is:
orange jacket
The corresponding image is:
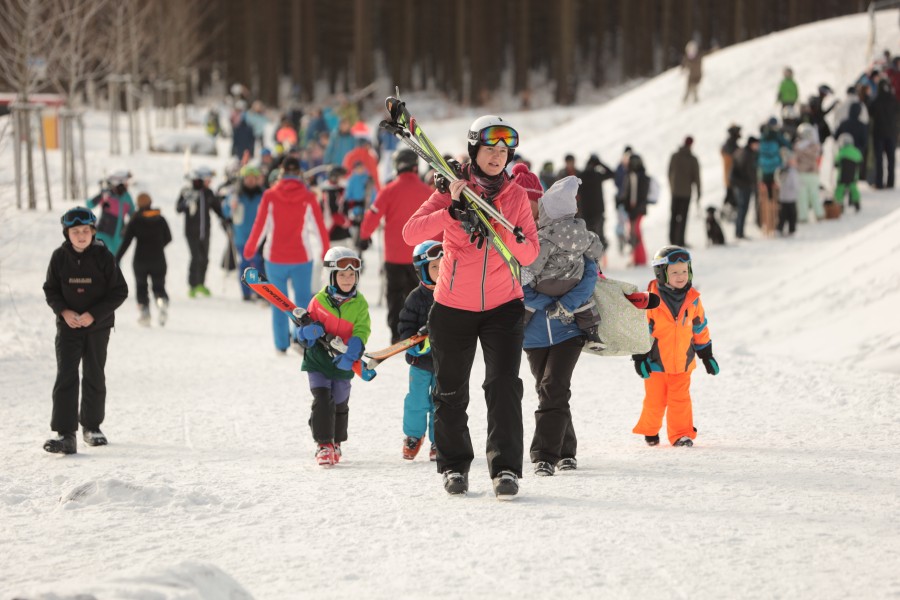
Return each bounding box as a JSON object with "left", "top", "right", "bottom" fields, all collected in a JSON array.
[{"left": 645, "top": 280, "right": 711, "bottom": 374}]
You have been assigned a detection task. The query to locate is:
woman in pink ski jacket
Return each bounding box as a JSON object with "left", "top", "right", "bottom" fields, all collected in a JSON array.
[{"left": 402, "top": 115, "right": 539, "bottom": 498}]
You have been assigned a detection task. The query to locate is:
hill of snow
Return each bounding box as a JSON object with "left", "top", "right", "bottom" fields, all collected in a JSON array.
[{"left": 1, "top": 10, "right": 899, "bottom": 600}]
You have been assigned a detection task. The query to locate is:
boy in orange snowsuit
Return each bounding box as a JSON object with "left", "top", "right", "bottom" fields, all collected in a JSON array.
[{"left": 631, "top": 246, "right": 719, "bottom": 447}]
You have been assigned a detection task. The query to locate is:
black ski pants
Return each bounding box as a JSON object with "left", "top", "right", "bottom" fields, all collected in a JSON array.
[
  {"left": 384, "top": 262, "right": 419, "bottom": 343},
  {"left": 777, "top": 202, "right": 797, "bottom": 235},
  {"left": 51, "top": 326, "right": 111, "bottom": 434},
  {"left": 429, "top": 299, "right": 526, "bottom": 479},
  {"left": 669, "top": 195, "right": 691, "bottom": 247},
  {"left": 133, "top": 259, "right": 168, "bottom": 306},
  {"left": 525, "top": 336, "right": 584, "bottom": 464},
  {"left": 186, "top": 237, "right": 210, "bottom": 287}
]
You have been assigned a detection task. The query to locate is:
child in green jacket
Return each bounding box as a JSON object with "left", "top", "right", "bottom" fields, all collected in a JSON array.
[{"left": 835, "top": 133, "right": 863, "bottom": 212}]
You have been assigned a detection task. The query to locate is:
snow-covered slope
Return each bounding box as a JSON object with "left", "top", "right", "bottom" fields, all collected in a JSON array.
[{"left": 1, "top": 11, "right": 899, "bottom": 600}]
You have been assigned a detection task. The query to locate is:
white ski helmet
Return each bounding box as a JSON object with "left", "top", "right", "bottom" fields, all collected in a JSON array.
[
  {"left": 466, "top": 115, "right": 519, "bottom": 164},
  {"left": 323, "top": 246, "right": 362, "bottom": 291}
]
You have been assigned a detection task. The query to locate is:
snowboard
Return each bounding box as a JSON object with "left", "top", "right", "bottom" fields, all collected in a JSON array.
[{"left": 583, "top": 277, "right": 654, "bottom": 357}]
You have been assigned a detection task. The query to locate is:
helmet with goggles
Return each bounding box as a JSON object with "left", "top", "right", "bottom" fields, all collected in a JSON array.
[
  {"left": 412, "top": 240, "right": 443, "bottom": 287},
  {"left": 466, "top": 115, "right": 519, "bottom": 165},
  {"left": 651, "top": 245, "right": 692, "bottom": 286},
  {"left": 323, "top": 246, "right": 362, "bottom": 293},
  {"left": 60, "top": 206, "right": 97, "bottom": 238}
]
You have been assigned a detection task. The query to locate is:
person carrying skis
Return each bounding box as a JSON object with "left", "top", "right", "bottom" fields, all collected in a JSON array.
[
  {"left": 86, "top": 170, "right": 135, "bottom": 256},
  {"left": 397, "top": 240, "right": 443, "bottom": 462},
  {"left": 243, "top": 156, "right": 330, "bottom": 353},
  {"left": 358, "top": 148, "right": 435, "bottom": 343},
  {"left": 223, "top": 165, "right": 265, "bottom": 301},
  {"left": 403, "top": 115, "right": 540, "bottom": 498},
  {"left": 294, "top": 247, "right": 371, "bottom": 467},
  {"left": 115, "top": 192, "right": 172, "bottom": 326},
  {"left": 631, "top": 246, "right": 718, "bottom": 447},
  {"left": 175, "top": 167, "right": 226, "bottom": 298},
  {"left": 43, "top": 207, "right": 129, "bottom": 454}
]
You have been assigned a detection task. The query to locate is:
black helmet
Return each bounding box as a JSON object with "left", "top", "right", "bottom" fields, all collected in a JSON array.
[
  {"left": 393, "top": 148, "right": 418, "bottom": 174},
  {"left": 651, "top": 245, "right": 692, "bottom": 286},
  {"left": 60, "top": 206, "right": 97, "bottom": 239}
]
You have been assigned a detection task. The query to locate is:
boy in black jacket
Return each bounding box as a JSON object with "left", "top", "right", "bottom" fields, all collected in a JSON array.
[
  {"left": 116, "top": 193, "right": 172, "bottom": 326},
  {"left": 397, "top": 240, "right": 442, "bottom": 461},
  {"left": 43, "top": 207, "right": 129, "bottom": 454},
  {"left": 176, "top": 167, "right": 225, "bottom": 297}
]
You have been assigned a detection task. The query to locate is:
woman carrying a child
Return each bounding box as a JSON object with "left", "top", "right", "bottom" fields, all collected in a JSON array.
[{"left": 515, "top": 167, "right": 600, "bottom": 477}]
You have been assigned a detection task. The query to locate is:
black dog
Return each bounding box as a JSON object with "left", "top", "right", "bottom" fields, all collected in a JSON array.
[{"left": 706, "top": 207, "right": 726, "bottom": 246}]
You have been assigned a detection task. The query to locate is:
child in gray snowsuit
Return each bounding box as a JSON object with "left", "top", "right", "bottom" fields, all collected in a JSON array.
[
  {"left": 522, "top": 175, "right": 604, "bottom": 345},
  {"left": 777, "top": 152, "right": 800, "bottom": 235}
]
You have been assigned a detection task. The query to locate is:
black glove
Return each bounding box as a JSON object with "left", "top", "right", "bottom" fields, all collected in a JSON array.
[
  {"left": 434, "top": 159, "right": 461, "bottom": 194},
  {"left": 632, "top": 353, "right": 651, "bottom": 379},
  {"left": 357, "top": 238, "right": 371, "bottom": 252},
  {"left": 695, "top": 344, "right": 720, "bottom": 375}
]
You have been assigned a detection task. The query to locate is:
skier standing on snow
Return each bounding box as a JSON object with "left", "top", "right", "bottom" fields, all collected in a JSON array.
[
  {"left": 176, "top": 167, "right": 225, "bottom": 298},
  {"left": 115, "top": 193, "right": 172, "bottom": 326},
  {"left": 577, "top": 154, "right": 614, "bottom": 250},
  {"left": 86, "top": 171, "right": 135, "bottom": 256},
  {"left": 243, "top": 156, "right": 330, "bottom": 353},
  {"left": 631, "top": 246, "right": 718, "bottom": 447},
  {"left": 43, "top": 207, "right": 129, "bottom": 454},
  {"left": 681, "top": 40, "right": 703, "bottom": 103},
  {"left": 294, "top": 247, "right": 371, "bottom": 467},
  {"left": 868, "top": 78, "right": 898, "bottom": 189},
  {"left": 667, "top": 136, "right": 702, "bottom": 247},
  {"left": 397, "top": 240, "right": 443, "bottom": 462},
  {"left": 222, "top": 165, "right": 265, "bottom": 301},
  {"left": 777, "top": 67, "right": 799, "bottom": 109},
  {"left": 403, "top": 116, "right": 540, "bottom": 498},
  {"left": 730, "top": 136, "right": 759, "bottom": 240},
  {"left": 616, "top": 153, "right": 651, "bottom": 266},
  {"left": 792, "top": 123, "right": 824, "bottom": 223},
  {"left": 358, "top": 148, "right": 436, "bottom": 343}
]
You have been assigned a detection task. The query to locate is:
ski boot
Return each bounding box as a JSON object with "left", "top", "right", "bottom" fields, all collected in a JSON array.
[
  {"left": 402, "top": 436, "right": 424, "bottom": 460},
  {"left": 442, "top": 471, "right": 468, "bottom": 495},
  {"left": 644, "top": 435, "right": 660, "bottom": 446},
  {"left": 43, "top": 433, "right": 77, "bottom": 455},
  {"left": 138, "top": 304, "right": 151, "bottom": 326},
  {"left": 534, "top": 461, "right": 555, "bottom": 477},
  {"left": 196, "top": 284, "right": 211, "bottom": 297},
  {"left": 429, "top": 443, "right": 437, "bottom": 462},
  {"left": 333, "top": 443, "right": 342, "bottom": 464},
  {"left": 83, "top": 428, "right": 108, "bottom": 446},
  {"left": 156, "top": 297, "right": 169, "bottom": 327},
  {"left": 673, "top": 436, "right": 694, "bottom": 447},
  {"left": 557, "top": 457, "right": 577, "bottom": 471},
  {"left": 492, "top": 470, "right": 519, "bottom": 499},
  {"left": 315, "top": 443, "right": 336, "bottom": 467}
]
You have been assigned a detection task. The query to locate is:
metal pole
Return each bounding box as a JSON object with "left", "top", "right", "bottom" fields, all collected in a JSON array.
[
  {"left": 60, "top": 112, "right": 69, "bottom": 200},
  {"left": 78, "top": 113, "right": 88, "bottom": 200},
  {"left": 12, "top": 106, "right": 22, "bottom": 210},
  {"left": 125, "top": 74, "right": 135, "bottom": 153}
]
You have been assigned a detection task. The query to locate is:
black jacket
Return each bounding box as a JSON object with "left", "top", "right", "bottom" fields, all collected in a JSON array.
[
  {"left": 115, "top": 207, "right": 172, "bottom": 266},
  {"left": 577, "top": 160, "right": 614, "bottom": 220},
  {"left": 44, "top": 240, "right": 128, "bottom": 332},
  {"left": 176, "top": 186, "right": 223, "bottom": 241},
  {"left": 616, "top": 169, "right": 650, "bottom": 219},
  {"left": 398, "top": 284, "right": 434, "bottom": 372},
  {"left": 869, "top": 80, "right": 898, "bottom": 139},
  {"left": 730, "top": 146, "right": 759, "bottom": 188},
  {"left": 834, "top": 103, "right": 869, "bottom": 152}
]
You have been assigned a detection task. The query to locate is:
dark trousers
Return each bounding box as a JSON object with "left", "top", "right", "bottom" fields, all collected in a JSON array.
[
  {"left": 384, "top": 262, "right": 419, "bottom": 343},
  {"left": 873, "top": 135, "right": 896, "bottom": 188},
  {"left": 51, "top": 327, "right": 111, "bottom": 434},
  {"left": 186, "top": 237, "right": 210, "bottom": 287},
  {"left": 525, "top": 336, "right": 584, "bottom": 464},
  {"left": 734, "top": 185, "right": 753, "bottom": 238},
  {"left": 777, "top": 202, "right": 797, "bottom": 235},
  {"left": 429, "top": 300, "right": 525, "bottom": 478},
  {"left": 133, "top": 259, "right": 168, "bottom": 306},
  {"left": 669, "top": 195, "right": 691, "bottom": 246},
  {"left": 583, "top": 212, "right": 607, "bottom": 250}
]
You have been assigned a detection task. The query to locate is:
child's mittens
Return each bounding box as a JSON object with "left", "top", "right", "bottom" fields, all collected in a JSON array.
[
  {"left": 333, "top": 336, "right": 365, "bottom": 371},
  {"left": 632, "top": 354, "right": 651, "bottom": 379},
  {"left": 695, "top": 344, "right": 720, "bottom": 376},
  {"left": 625, "top": 291, "right": 661, "bottom": 310},
  {"left": 295, "top": 322, "right": 325, "bottom": 346},
  {"left": 406, "top": 338, "right": 431, "bottom": 357},
  {"left": 546, "top": 301, "right": 575, "bottom": 324}
]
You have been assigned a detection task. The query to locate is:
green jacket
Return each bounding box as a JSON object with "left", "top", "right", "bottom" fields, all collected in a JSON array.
[
  {"left": 778, "top": 78, "right": 798, "bottom": 105},
  {"left": 834, "top": 145, "right": 863, "bottom": 185},
  {"left": 301, "top": 287, "right": 371, "bottom": 380}
]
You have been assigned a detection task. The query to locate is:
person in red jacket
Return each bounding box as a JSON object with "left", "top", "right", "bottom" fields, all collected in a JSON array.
[
  {"left": 403, "top": 115, "right": 540, "bottom": 498},
  {"left": 243, "top": 157, "right": 330, "bottom": 353},
  {"left": 342, "top": 137, "right": 382, "bottom": 193},
  {"left": 358, "top": 148, "right": 436, "bottom": 342}
]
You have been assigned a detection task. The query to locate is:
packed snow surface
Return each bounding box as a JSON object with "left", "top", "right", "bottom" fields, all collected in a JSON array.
[{"left": 1, "top": 11, "right": 899, "bottom": 600}]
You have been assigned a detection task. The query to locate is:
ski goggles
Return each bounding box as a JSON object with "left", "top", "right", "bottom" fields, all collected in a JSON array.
[
  {"left": 61, "top": 207, "right": 97, "bottom": 227},
  {"left": 652, "top": 248, "right": 691, "bottom": 267},
  {"left": 472, "top": 125, "right": 519, "bottom": 148},
  {"left": 414, "top": 243, "right": 444, "bottom": 264},
  {"left": 325, "top": 256, "right": 362, "bottom": 272}
]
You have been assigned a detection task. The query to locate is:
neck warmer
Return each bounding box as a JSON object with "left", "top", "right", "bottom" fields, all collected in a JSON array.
[
  {"left": 658, "top": 282, "right": 691, "bottom": 320},
  {"left": 468, "top": 163, "right": 507, "bottom": 200}
]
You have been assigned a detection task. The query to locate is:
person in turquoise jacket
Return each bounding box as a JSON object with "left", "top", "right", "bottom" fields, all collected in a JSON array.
[
  {"left": 222, "top": 165, "right": 265, "bottom": 300},
  {"left": 86, "top": 171, "right": 135, "bottom": 255}
]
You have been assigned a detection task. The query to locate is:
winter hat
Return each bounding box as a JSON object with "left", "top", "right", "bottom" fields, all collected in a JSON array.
[
  {"left": 747, "top": 136, "right": 760, "bottom": 145},
  {"left": 838, "top": 132, "right": 854, "bottom": 148},
  {"left": 539, "top": 175, "right": 581, "bottom": 221},
  {"left": 684, "top": 136, "right": 694, "bottom": 147},
  {"left": 136, "top": 193, "right": 152, "bottom": 209},
  {"left": 512, "top": 163, "right": 543, "bottom": 202},
  {"left": 282, "top": 156, "right": 302, "bottom": 173}
]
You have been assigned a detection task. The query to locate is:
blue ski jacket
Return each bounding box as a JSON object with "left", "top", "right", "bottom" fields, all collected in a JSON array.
[{"left": 523, "top": 259, "right": 598, "bottom": 349}]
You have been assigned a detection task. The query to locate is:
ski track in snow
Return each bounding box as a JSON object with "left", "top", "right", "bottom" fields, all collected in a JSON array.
[{"left": 2, "top": 11, "right": 900, "bottom": 600}]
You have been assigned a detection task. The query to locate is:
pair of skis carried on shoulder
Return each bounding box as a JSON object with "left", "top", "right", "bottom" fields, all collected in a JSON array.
[
  {"left": 241, "top": 268, "right": 426, "bottom": 379},
  {"left": 380, "top": 92, "right": 526, "bottom": 281}
]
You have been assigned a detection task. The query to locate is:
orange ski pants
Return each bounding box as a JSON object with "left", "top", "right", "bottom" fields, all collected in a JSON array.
[{"left": 632, "top": 372, "right": 696, "bottom": 445}]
